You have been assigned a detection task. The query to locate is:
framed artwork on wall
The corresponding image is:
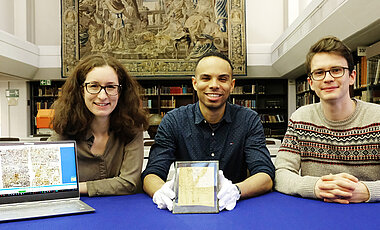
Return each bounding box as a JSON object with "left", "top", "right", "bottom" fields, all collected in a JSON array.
[{"left": 61, "top": 0, "right": 246, "bottom": 77}]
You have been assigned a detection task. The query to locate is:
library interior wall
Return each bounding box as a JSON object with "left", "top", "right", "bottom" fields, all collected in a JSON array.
[
  {"left": 6, "top": 0, "right": 378, "bottom": 137},
  {"left": 34, "top": 0, "right": 60, "bottom": 46},
  {"left": 0, "top": 80, "right": 29, "bottom": 137},
  {"left": 0, "top": 0, "right": 291, "bottom": 137},
  {"left": 4, "top": 0, "right": 380, "bottom": 137}
]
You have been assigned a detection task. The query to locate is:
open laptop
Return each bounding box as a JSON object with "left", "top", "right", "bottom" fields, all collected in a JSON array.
[{"left": 0, "top": 141, "right": 95, "bottom": 222}]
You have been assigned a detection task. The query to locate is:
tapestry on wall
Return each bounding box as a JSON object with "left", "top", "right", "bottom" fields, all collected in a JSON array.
[{"left": 61, "top": 0, "right": 246, "bottom": 77}]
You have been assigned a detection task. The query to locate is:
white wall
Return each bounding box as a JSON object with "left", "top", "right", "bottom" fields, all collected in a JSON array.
[
  {"left": 0, "top": 0, "right": 332, "bottom": 137},
  {"left": 0, "top": 0, "right": 30, "bottom": 138},
  {"left": 0, "top": 80, "right": 29, "bottom": 137},
  {"left": 34, "top": 0, "right": 60, "bottom": 46},
  {"left": 246, "top": 1, "right": 285, "bottom": 44},
  {"left": 0, "top": 0, "right": 290, "bottom": 137},
  {"left": 14, "top": 0, "right": 28, "bottom": 41},
  {"left": 0, "top": 82, "right": 7, "bottom": 137},
  {"left": 0, "top": 1, "right": 14, "bottom": 34},
  {"left": 246, "top": 1, "right": 285, "bottom": 66},
  {"left": 287, "top": 0, "right": 312, "bottom": 27}
]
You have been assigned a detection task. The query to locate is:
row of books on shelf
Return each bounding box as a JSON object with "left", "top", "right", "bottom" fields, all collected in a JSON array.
[
  {"left": 232, "top": 85, "right": 255, "bottom": 94},
  {"left": 232, "top": 99, "right": 283, "bottom": 109},
  {"left": 354, "top": 90, "right": 380, "bottom": 103},
  {"left": 142, "top": 85, "right": 193, "bottom": 95},
  {"left": 296, "top": 79, "right": 310, "bottom": 94},
  {"left": 143, "top": 99, "right": 177, "bottom": 108},
  {"left": 296, "top": 92, "right": 318, "bottom": 108},
  {"left": 266, "top": 100, "right": 282, "bottom": 109},
  {"left": 143, "top": 86, "right": 159, "bottom": 95},
  {"left": 231, "top": 84, "right": 266, "bottom": 94},
  {"left": 35, "top": 101, "right": 54, "bottom": 111},
  {"left": 232, "top": 99, "right": 256, "bottom": 108},
  {"left": 160, "top": 98, "right": 176, "bottom": 108},
  {"left": 37, "top": 87, "right": 62, "bottom": 97},
  {"left": 161, "top": 86, "right": 193, "bottom": 95},
  {"left": 142, "top": 99, "right": 153, "bottom": 109},
  {"left": 263, "top": 128, "right": 286, "bottom": 138},
  {"left": 354, "top": 57, "right": 380, "bottom": 88},
  {"left": 373, "top": 90, "right": 380, "bottom": 103},
  {"left": 259, "top": 114, "right": 285, "bottom": 123}
]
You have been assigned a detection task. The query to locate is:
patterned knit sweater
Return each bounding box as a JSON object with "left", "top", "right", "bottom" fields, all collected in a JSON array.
[{"left": 274, "top": 99, "right": 380, "bottom": 202}]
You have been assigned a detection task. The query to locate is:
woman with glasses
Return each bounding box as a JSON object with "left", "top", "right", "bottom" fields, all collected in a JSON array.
[
  {"left": 274, "top": 36, "right": 380, "bottom": 203},
  {"left": 49, "top": 54, "right": 148, "bottom": 196}
]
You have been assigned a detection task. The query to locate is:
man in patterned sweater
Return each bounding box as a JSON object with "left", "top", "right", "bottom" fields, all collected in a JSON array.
[{"left": 275, "top": 36, "right": 380, "bottom": 203}]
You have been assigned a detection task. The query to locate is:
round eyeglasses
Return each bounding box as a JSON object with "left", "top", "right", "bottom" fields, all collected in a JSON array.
[
  {"left": 309, "top": 67, "right": 349, "bottom": 81},
  {"left": 84, "top": 82, "right": 121, "bottom": 96}
]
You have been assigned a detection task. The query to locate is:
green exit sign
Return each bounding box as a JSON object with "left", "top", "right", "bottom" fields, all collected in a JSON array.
[{"left": 40, "top": 80, "right": 51, "bottom": 86}]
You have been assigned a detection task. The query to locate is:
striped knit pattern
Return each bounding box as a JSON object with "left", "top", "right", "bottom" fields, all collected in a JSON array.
[
  {"left": 283, "top": 121, "right": 380, "bottom": 166},
  {"left": 275, "top": 99, "right": 380, "bottom": 201}
]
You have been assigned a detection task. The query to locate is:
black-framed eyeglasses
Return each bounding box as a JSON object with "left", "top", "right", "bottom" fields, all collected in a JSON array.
[
  {"left": 309, "top": 67, "right": 349, "bottom": 81},
  {"left": 84, "top": 82, "right": 121, "bottom": 96}
]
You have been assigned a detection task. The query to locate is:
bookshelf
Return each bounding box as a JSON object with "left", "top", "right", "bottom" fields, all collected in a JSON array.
[
  {"left": 29, "top": 80, "right": 65, "bottom": 135},
  {"left": 230, "top": 79, "right": 288, "bottom": 139},
  {"left": 138, "top": 79, "right": 195, "bottom": 116},
  {"left": 295, "top": 75, "right": 319, "bottom": 109},
  {"left": 353, "top": 40, "right": 380, "bottom": 104},
  {"left": 139, "top": 78, "right": 288, "bottom": 139},
  {"left": 28, "top": 78, "right": 288, "bottom": 139}
]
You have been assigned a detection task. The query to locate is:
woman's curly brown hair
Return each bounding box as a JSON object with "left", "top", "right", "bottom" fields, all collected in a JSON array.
[{"left": 52, "top": 54, "right": 149, "bottom": 142}]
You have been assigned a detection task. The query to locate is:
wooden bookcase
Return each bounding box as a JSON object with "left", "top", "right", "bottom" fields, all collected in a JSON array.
[
  {"left": 230, "top": 78, "right": 288, "bottom": 139},
  {"left": 295, "top": 75, "right": 319, "bottom": 109},
  {"left": 28, "top": 78, "right": 288, "bottom": 139},
  {"left": 353, "top": 40, "right": 380, "bottom": 104},
  {"left": 138, "top": 78, "right": 195, "bottom": 116},
  {"left": 28, "top": 80, "right": 65, "bottom": 135}
]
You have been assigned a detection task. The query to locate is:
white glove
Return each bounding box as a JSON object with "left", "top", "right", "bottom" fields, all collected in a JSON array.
[
  {"left": 217, "top": 170, "right": 240, "bottom": 211},
  {"left": 152, "top": 179, "right": 175, "bottom": 211}
]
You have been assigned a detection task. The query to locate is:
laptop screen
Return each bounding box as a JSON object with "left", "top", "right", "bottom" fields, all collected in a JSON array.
[{"left": 0, "top": 141, "right": 79, "bottom": 204}]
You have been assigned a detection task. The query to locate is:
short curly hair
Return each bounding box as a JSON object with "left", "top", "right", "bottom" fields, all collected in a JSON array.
[
  {"left": 52, "top": 54, "right": 148, "bottom": 142},
  {"left": 195, "top": 51, "right": 234, "bottom": 76}
]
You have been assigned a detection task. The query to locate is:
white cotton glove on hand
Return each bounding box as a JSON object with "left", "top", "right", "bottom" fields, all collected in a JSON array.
[
  {"left": 152, "top": 179, "right": 175, "bottom": 211},
  {"left": 217, "top": 170, "right": 240, "bottom": 211}
]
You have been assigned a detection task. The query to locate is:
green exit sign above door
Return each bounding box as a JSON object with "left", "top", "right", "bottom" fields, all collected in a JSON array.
[{"left": 40, "top": 80, "right": 51, "bottom": 86}]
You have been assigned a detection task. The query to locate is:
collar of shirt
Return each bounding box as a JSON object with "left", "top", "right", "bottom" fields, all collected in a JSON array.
[
  {"left": 85, "top": 130, "right": 94, "bottom": 149},
  {"left": 194, "top": 102, "right": 233, "bottom": 125},
  {"left": 84, "top": 130, "right": 114, "bottom": 149}
]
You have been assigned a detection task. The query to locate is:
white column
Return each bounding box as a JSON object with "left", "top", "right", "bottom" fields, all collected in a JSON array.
[
  {"left": 0, "top": 81, "right": 10, "bottom": 137},
  {"left": 14, "top": 0, "right": 28, "bottom": 40},
  {"left": 0, "top": 80, "right": 29, "bottom": 137},
  {"left": 9, "top": 81, "right": 29, "bottom": 137},
  {"left": 287, "top": 0, "right": 299, "bottom": 27},
  {"left": 0, "top": 0, "right": 14, "bottom": 34}
]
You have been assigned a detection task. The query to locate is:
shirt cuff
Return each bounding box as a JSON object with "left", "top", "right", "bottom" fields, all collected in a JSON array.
[
  {"left": 362, "top": 181, "right": 380, "bottom": 202},
  {"left": 298, "top": 176, "right": 319, "bottom": 199},
  {"left": 86, "top": 181, "right": 98, "bottom": 197}
]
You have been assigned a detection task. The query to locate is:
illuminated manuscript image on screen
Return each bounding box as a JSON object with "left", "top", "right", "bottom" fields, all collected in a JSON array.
[{"left": 0, "top": 146, "right": 62, "bottom": 189}]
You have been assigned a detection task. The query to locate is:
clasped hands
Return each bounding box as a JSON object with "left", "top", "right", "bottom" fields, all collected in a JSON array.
[
  {"left": 152, "top": 170, "right": 240, "bottom": 211},
  {"left": 314, "top": 173, "right": 370, "bottom": 204}
]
